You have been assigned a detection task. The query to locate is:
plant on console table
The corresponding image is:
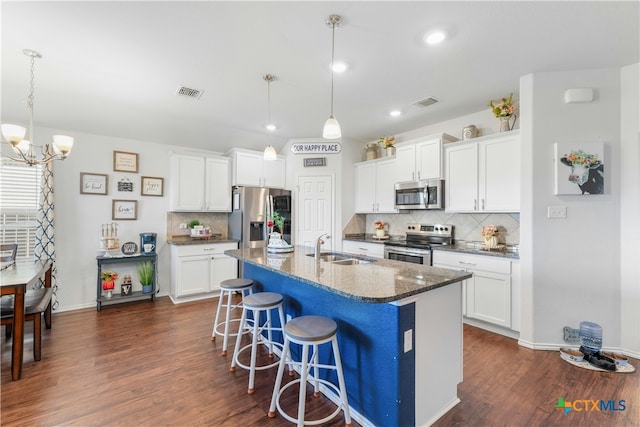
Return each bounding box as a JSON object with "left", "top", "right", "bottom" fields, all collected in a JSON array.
[
  {"left": 374, "top": 221, "right": 387, "bottom": 238},
  {"left": 138, "top": 262, "right": 154, "bottom": 294},
  {"left": 481, "top": 225, "right": 499, "bottom": 248},
  {"left": 100, "top": 271, "right": 118, "bottom": 299}
]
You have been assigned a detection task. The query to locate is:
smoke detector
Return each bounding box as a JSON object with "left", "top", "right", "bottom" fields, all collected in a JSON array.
[
  {"left": 176, "top": 85, "right": 204, "bottom": 100},
  {"left": 413, "top": 96, "right": 440, "bottom": 108}
]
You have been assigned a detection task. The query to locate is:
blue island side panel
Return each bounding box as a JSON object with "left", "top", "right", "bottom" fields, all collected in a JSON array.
[{"left": 244, "top": 263, "right": 416, "bottom": 427}]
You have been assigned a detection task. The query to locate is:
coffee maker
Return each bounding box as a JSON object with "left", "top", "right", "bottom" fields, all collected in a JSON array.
[{"left": 140, "top": 233, "right": 157, "bottom": 254}]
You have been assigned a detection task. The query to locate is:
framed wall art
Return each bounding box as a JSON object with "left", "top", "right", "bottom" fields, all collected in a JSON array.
[
  {"left": 112, "top": 199, "right": 138, "bottom": 220},
  {"left": 80, "top": 172, "right": 108, "bottom": 195},
  {"left": 141, "top": 176, "right": 164, "bottom": 196},
  {"left": 554, "top": 142, "right": 605, "bottom": 195},
  {"left": 113, "top": 151, "right": 139, "bottom": 173}
]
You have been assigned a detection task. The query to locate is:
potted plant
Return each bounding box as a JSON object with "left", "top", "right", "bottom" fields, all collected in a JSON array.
[{"left": 138, "top": 261, "right": 154, "bottom": 294}]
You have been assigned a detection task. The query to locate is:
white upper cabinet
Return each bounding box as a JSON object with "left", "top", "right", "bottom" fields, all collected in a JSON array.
[
  {"left": 205, "top": 157, "right": 232, "bottom": 211},
  {"left": 445, "top": 131, "right": 520, "bottom": 213},
  {"left": 355, "top": 157, "right": 398, "bottom": 213},
  {"left": 230, "top": 149, "right": 286, "bottom": 189},
  {"left": 395, "top": 133, "right": 458, "bottom": 182},
  {"left": 171, "top": 154, "right": 231, "bottom": 212}
]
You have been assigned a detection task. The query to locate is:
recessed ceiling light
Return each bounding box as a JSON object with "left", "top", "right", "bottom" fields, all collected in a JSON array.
[
  {"left": 266, "top": 124, "right": 277, "bottom": 131},
  {"left": 423, "top": 30, "right": 446, "bottom": 45},
  {"left": 332, "top": 62, "right": 348, "bottom": 73},
  {"left": 389, "top": 110, "right": 402, "bottom": 117}
]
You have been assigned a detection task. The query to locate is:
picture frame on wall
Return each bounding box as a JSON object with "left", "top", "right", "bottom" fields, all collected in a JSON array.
[
  {"left": 80, "top": 172, "right": 108, "bottom": 195},
  {"left": 112, "top": 199, "right": 138, "bottom": 220},
  {"left": 141, "top": 176, "right": 164, "bottom": 196},
  {"left": 554, "top": 142, "right": 605, "bottom": 195},
  {"left": 113, "top": 151, "right": 139, "bottom": 173}
]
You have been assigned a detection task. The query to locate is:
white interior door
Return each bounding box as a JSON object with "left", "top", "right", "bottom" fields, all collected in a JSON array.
[{"left": 297, "top": 175, "right": 334, "bottom": 250}]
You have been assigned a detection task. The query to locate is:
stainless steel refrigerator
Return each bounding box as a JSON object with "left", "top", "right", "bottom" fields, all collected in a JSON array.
[{"left": 228, "top": 186, "right": 292, "bottom": 250}]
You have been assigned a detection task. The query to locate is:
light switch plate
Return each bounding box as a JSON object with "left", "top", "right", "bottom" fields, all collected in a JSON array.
[{"left": 548, "top": 205, "right": 567, "bottom": 219}]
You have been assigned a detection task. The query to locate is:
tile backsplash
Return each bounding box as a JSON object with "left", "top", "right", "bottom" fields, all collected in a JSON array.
[
  {"left": 167, "top": 212, "right": 229, "bottom": 238},
  {"left": 346, "top": 212, "right": 520, "bottom": 245}
]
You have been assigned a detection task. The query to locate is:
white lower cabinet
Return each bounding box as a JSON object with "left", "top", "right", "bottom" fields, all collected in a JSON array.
[
  {"left": 341, "top": 240, "right": 385, "bottom": 258},
  {"left": 170, "top": 242, "right": 238, "bottom": 303},
  {"left": 433, "top": 251, "right": 518, "bottom": 332}
]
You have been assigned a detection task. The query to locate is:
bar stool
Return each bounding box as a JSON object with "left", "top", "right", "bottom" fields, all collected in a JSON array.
[
  {"left": 211, "top": 278, "right": 254, "bottom": 356},
  {"left": 268, "top": 315, "right": 352, "bottom": 427},
  {"left": 230, "top": 292, "right": 287, "bottom": 394}
]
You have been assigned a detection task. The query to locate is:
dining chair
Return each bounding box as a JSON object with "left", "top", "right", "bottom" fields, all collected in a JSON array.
[
  {"left": 1, "top": 287, "right": 53, "bottom": 361},
  {"left": 0, "top": 243, "right": 18, "bottom": 262}
]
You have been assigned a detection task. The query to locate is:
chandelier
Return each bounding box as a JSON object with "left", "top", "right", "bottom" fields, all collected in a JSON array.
[{"left": 1, "top": 49, "right": 74, "bottom": 166}]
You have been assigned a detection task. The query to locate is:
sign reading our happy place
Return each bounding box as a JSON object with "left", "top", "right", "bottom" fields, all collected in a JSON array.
[{"left": 290, "top": 142, "right": 342, "bottom": 154}]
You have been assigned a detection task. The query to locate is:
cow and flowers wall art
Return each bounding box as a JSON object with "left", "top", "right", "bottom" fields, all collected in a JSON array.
[{"left": 554, "top": 142, "right": 604, "bottom": 195}]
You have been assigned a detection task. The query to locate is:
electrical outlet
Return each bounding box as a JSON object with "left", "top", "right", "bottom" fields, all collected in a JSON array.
[
  {"left": 563, "top": 326, "right": 580, "bottom": 343},
  {"left": 179, "top": 223, "right": 187, "bottom": 229}
]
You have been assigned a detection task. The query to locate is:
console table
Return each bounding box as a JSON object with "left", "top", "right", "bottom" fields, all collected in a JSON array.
[{"left": 96, "top": 253, "right": 157, "bottom": 311}]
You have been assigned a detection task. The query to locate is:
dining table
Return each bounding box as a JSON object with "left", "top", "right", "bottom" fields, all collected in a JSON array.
[{"left": 0, "top": 258, "right": 53, "bottom": 380}]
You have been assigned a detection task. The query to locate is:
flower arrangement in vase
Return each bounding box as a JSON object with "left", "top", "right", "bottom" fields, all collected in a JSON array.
[
  {"left": 481, "top": 225, "right": 499, "bottom": 248},
  {"left": 378, "top": 136, "right": 396, "bottom": 156},
  {"left": 374, "top": 221, "right": 387, "bottom": 238},
  {"left": 488, "top": 93, "right": 516, "bottom": 132},
  {"left": 100, "top": 271, "right": 118, "bottom": 298}
]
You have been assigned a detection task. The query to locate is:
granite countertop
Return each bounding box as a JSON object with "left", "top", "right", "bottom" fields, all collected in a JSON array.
[
  {"left": 343, "top": 233, "right": 404, "bottom": 244},
  {"left": 345, "top": 234, "right": 519, "bottom": 260},
  {"left": 167, "top": 234, "right": 238, "bottom": 246},
  {"left": 225, "top": 246, "right": 471, "bottom": 303},
  {"left": 432, "top": 244, "right": 520, "bottom": 260}
]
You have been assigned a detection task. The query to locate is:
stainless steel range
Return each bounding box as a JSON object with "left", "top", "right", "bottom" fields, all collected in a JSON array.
[{"left": 384, "top": 223, "right": 453, "bottom": 265}]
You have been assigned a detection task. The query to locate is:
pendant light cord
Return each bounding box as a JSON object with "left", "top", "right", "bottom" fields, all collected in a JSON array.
[{"left": 329, "top": 21, "right": 336, "bottom": 117}]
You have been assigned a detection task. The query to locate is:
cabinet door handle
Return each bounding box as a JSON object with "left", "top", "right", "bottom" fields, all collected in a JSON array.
[
  {"left": 474, "top": 199, "right": 477, "bottom": 210},
  {"left": 358, "top": 247, "right": 369, "bottom": 251},
  {"left": 458, "top": 261, "right": 476, "bottom": 266},
  {"left": 417, "top": 171, "right": 421, "bottom": 180},
  {"left": 481, "top": 199, "right": 485, "bottom": 210}
]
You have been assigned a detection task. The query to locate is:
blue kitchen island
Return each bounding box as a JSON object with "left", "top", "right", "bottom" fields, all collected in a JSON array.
[{"left": 225, "top": 246, "right": 472, "bottom": 427}]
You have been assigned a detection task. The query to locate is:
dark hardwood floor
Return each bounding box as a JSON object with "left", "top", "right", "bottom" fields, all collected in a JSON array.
[{"left": 2, "top": 296, "right": 638, "bottom": 427}]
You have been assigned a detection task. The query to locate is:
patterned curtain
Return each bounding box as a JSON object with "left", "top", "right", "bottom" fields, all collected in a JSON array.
[{"left": 35, "top": 144, "right": 59, "bottom": 309}]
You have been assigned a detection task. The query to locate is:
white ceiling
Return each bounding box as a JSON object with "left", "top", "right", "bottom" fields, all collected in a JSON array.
[{"left": 2, "top": 1, "right": 638, "bottom": 154}]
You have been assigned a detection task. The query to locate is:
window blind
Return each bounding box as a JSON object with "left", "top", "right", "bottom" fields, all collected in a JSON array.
[{"left": 0, "top": 158, "right": 42, "bottom": 259}]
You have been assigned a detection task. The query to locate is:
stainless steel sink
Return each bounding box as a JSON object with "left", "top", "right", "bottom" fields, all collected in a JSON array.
[{"left": 306, "top": 252, "right": 374, "bottom": 265}]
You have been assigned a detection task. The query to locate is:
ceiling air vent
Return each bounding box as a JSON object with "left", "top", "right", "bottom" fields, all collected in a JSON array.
[
  {"left": 176, "top": 85, "right": 204, "bottom": 100},
  {"left": 413, "top": 96, "right": 440, "bottom": 108}
]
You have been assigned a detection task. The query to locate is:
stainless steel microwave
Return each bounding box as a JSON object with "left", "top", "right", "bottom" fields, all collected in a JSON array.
[{"left": 394, "top": 179, "right": 444, "bottom": 210}]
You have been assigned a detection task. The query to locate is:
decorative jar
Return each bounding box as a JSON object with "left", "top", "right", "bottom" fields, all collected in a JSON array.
[{"left": 484, "top": 236, "right": 498, "bottom": 248}]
